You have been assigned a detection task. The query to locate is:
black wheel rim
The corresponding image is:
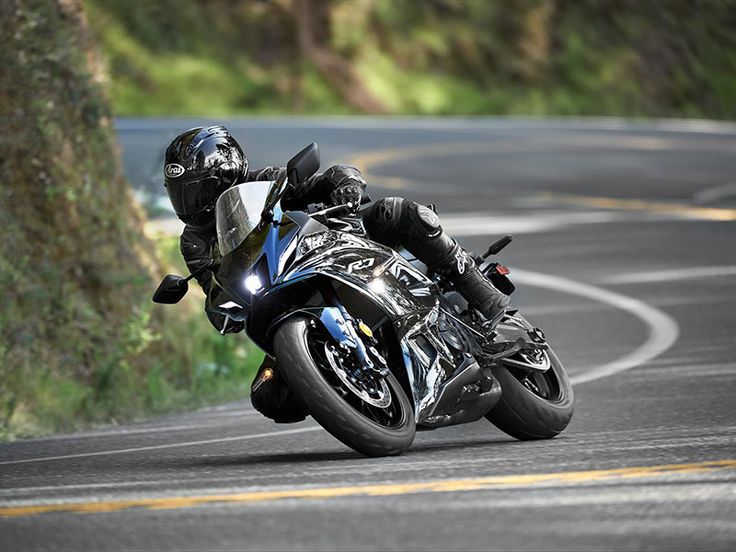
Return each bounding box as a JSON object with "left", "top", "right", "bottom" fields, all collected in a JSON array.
[
  {"left": 505, "top": 351, "right": 564, "bottom": 403},
  {"left": 306, "top": 327, "right": 406, "bottom": 428}
]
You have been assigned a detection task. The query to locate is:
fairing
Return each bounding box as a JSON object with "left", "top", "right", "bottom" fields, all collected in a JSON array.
[
  {"left": 214, "top": 207, "right": 466, "bottom": 424},
  {"left": 275, "top": 213, "right": 457, "bottom": 422}
]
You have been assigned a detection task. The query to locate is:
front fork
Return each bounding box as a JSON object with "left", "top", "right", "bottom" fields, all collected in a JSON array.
[{"left": 318, "top": 283, "right": 389, "bottom": 377}]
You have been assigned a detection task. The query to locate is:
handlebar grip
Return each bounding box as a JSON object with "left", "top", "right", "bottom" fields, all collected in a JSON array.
[{"left": 483, "top": 234, "right": 513, "bottom": 258}]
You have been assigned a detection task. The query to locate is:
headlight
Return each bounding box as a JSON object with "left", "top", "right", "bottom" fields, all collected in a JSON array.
[{"left": 244, "top": 274, "right": 264, "bottom": 294}]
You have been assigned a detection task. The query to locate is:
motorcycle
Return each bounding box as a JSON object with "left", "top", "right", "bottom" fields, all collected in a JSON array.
[{"left": 153, "top": 143, "right": 574, "bottom": 457}]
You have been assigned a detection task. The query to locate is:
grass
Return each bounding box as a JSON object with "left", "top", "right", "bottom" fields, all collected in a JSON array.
[
  {"left": 84, "top": 0, "right": 736, "bottom": 119},
  {"left": 0, "top": 236, "right": 263, "bottom": 441}
]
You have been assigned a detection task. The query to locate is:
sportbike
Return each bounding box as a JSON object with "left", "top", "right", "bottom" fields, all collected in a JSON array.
[{"left": 154, "top": 143, "right": 574, "bottom": 456}]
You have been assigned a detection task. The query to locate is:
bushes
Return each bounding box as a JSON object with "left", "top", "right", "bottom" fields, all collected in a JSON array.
[
  {"left": 0, "top": 0, "right": 260, "bottom": 440},
  {"left": 88, "top": 0, "right": 736, "bottom": 118}
]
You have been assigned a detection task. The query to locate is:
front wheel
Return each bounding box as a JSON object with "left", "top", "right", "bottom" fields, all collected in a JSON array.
[
  {"left": 486, "top": 347, "right": 574, "bottom": 440},
  {"left": 274, "top": 316, "right": 415, "bottom": 457}
]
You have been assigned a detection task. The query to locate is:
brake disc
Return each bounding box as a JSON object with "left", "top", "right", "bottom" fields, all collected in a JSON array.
[{"left": 324, "top": 344, "right": 392, "bottom": 408}]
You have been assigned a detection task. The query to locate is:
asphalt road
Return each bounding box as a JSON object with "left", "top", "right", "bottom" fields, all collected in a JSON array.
[{"left": 2, "top": 118, "right": 735, "bottom": 551}]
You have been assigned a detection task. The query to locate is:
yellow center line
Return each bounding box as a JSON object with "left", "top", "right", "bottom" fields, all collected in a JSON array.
[
  {"left": 2, "top": 459, "right": 734, "bottom": 518},
  {"left": 539, "top": 193, "right": 736, "bottom": 221}
]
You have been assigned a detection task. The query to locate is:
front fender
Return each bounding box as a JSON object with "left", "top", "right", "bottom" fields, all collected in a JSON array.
[{"left": 268, "top": 306, "right": 356, "bottom": 350}]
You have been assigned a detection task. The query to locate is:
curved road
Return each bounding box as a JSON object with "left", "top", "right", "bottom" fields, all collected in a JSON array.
[{"left": 2, "top": 118, "right": 735, "bottom": 550}]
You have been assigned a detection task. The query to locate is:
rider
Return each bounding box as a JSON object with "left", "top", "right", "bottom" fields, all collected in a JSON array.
[{"left": 164, "top": 125, "right": 510, "bottom": 422}]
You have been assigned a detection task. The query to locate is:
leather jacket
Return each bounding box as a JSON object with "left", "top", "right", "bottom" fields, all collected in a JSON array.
[{"left": 180, "top": 164, "right": 366, "bottom": 294}]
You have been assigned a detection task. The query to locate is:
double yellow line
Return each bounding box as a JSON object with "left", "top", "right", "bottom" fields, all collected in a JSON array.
[{"left": 2, "top": 459, "right": 734, "bottom": 518}]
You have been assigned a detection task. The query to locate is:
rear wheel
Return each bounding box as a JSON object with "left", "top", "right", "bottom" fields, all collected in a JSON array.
[
  {"left": 274, "top": 316, "right": 415, "bottom": 457},
  {"left": 486, "top": 346, "right": 574, "bottom": 440}
]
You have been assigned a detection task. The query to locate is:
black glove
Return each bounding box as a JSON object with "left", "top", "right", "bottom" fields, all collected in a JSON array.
[
  {"left": 206, "top": 309, "right": 244, "bottom": 334},
  {"left": 330, "top": 179, "right": 363, "bottom": 211}
]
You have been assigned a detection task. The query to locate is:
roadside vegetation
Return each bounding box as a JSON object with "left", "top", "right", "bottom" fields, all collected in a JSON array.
[
  {"left": 0, "top": 0, "right": 259, "bottom": 440},
  {"left": 87, "top": 0, "right": 736, "bottom": 119}
]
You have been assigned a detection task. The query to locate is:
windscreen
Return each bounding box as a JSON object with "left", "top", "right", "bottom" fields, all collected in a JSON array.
[{"left": 215, "top": 182, "right": 273, "bottom": 256}]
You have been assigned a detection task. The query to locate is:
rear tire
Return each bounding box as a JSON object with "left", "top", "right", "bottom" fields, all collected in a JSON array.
[
  {"left": 486, "top": 348, "right": 574, "bottom": 440},
  {"left": 274, "top": 316, "right": 415, "bottom": 457}
]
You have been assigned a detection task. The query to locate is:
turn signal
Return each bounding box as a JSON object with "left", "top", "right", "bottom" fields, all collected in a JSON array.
[
  {"left": 496, "top": 264, "right": 511, "bottom": 275},
  {"left": 261, "top": 368, "right": 274, "bottom": 382},
  {"left": 358, "top": 321, "right": 373, "bottom": 338}
]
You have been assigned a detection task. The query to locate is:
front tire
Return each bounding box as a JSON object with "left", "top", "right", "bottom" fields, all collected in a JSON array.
[
  {"left": 486, "top": 348, "right": 574, "bottom": 440},
  {"left": 274, "top": 316, "right": 416, "bottom": 457}
]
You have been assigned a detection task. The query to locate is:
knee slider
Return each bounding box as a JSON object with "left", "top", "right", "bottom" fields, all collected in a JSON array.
[
  {"left": 407, "top": 201, "right": 442, "bottom": 238},
  {"left": 364, "top": 197, "right": 405, "bottom": 239}
]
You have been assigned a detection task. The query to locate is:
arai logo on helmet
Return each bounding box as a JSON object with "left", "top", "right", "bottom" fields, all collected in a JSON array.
[{"left": 165, "top": 163, "right": 185, "bottom": 178}]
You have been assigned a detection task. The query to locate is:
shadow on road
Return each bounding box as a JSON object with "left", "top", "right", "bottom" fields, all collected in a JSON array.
[{"left": 158, "top": 435, "right": 521, "bottom": 470}]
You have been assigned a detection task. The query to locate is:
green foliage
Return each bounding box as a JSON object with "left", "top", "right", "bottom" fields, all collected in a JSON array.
[
  {"left": 0, "top": 234, "right": 262, "bottom": 440},
  {"left": 0, "top": 0, "right": 260, "bottom": 440},
  {"left": 86, "top": 0, "right": 736, "bottom": 118}
]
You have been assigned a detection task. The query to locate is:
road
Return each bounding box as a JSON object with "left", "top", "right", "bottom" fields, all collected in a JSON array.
[{"left": 2, "top": 118, "right": 735, "bottom": 551}]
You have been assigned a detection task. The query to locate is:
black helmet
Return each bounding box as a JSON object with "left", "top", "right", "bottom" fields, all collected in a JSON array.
[{"left": 164, "top": 125, "right": 248, "bottom": 226}]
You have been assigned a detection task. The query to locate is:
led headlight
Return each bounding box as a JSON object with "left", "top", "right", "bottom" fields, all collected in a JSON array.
[{"left": 244, "top": 274, "right": 264, "bottom": 294}]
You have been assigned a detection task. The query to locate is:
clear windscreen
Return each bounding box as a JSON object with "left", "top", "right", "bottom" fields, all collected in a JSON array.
[{"left": 215, "top": 182, "right": 273, "bottom": 256}]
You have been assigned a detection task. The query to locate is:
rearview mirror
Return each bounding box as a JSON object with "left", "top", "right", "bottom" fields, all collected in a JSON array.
[
  {"left": 152, "top": 274, "right": 189, "bottom": 304},
  {"left": 287, "top": 142, "right": 320, "bottom": 185}
]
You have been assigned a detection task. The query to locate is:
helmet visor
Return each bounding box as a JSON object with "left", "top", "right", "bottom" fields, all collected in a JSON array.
[{"left": 166, "top": 177, "right": 220, "bottom": 220}]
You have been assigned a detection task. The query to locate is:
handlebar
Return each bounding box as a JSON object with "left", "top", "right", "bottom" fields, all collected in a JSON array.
[
  {"left": 310, "top": 202, "right": 356, "bottom": 218},
  {"left": 308, "top": 194, "right": 371, "bottom": 218}
]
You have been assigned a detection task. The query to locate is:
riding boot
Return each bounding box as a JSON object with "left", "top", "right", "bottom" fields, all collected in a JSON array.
[
  {"left": 407, "top": 225, "right": 510, "bottom": 322},
  {"left": 433, "top": 242, "right": 510, "bottom": 323},
  {"left": 362, "top": 198, "right": 510, "bottom": 322}
]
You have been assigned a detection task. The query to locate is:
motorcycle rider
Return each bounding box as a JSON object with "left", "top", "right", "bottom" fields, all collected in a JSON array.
[{"left": 164, "top": 125, "right": 510, "bottom": 423}]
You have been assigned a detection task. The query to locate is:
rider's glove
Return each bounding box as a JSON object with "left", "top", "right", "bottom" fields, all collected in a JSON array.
[{"left": 330, "top": 179, "right": 363, "bottom": 211}]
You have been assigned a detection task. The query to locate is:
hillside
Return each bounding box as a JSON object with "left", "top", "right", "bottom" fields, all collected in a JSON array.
[
  {"left": 0, "top": 0, "right": 259, "bottom": 439},
  {"left": 87, "top": 0, "right": 736, "bottom": 118}
]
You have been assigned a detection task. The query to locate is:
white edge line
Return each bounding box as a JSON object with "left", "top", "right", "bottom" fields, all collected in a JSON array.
[
  {"left": 692, "top": 182, "right": 736, "bottom": 204},
  {"left": 0, "top": 426, "right": 320, "bottom": 466},
  {"left": 512, "top": 269, "right": 679, "bottom": 385}
]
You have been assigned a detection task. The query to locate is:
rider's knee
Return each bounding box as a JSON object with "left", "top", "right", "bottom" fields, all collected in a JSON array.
[
  {"left": 363, "top": 197, "right": 405, "bottom": 243},
  {"left": 405, "top": 201, "right": 442, "bottom": 239},
  {"left": 364, "top": 197, "right": 452, "bottom": 258}
]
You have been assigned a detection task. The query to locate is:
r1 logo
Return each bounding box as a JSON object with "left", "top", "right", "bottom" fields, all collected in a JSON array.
[{"left": 347, "top": 258, "right": 375, "bottom": 273}]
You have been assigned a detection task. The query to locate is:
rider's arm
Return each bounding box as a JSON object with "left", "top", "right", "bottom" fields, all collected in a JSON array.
[
  {"left": 247, "top": 164, "right": 366, "bottom": 211},
  {"left": 246, "top": 166, "right": 282, "bottom": 182},
  {"left": 181, "top": 227, "right": 244, "bottom": 334},
  {"left": 180, "top": 223, "right": 216, "bottom": 292},
  {"left": 282, "top": 165, "right": 366, "bottom": 211}
]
